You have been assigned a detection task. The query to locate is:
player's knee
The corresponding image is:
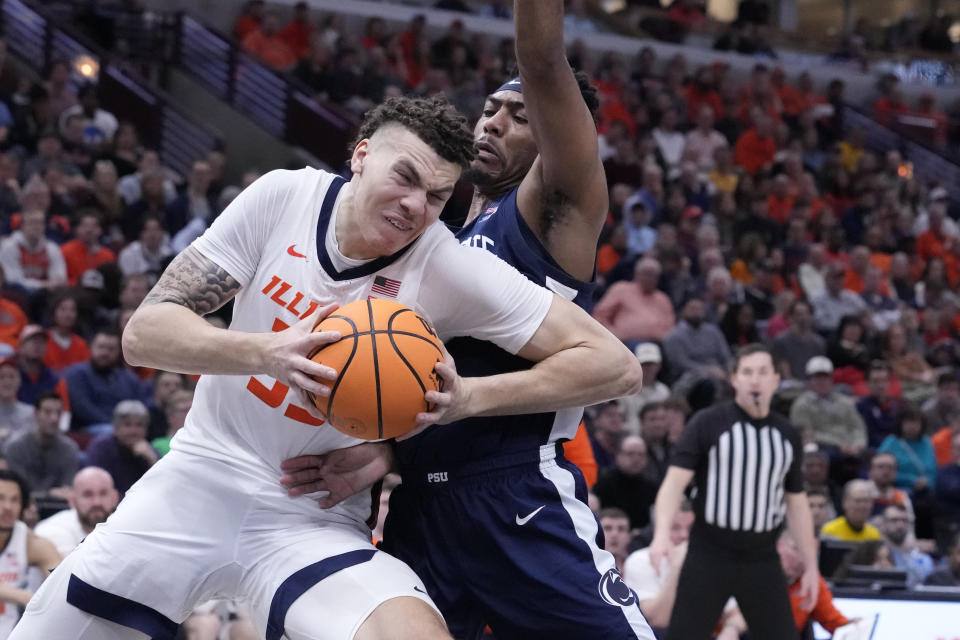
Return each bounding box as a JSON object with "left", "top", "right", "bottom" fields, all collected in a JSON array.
[{"left": 354, "top": 596, "right": 451, "bottom": 640}]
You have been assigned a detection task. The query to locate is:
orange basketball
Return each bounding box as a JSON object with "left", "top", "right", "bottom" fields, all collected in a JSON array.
[{"left": 308, "top": 299, "right": 444, "bottom": 440}]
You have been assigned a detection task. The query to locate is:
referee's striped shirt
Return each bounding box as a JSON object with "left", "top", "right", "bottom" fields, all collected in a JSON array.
[{"left": 671, "top": 401, "right": 803, "bottom": 552}]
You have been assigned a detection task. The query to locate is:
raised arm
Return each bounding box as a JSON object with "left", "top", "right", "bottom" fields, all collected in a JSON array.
[
  {"left": 514, "top": 0, "right": 608, "bottom": 280},
  {"left": 123, "top": 247, "right": 338, "bottom": 417}
]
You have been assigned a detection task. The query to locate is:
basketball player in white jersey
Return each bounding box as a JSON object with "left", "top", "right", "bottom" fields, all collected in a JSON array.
[
  {"left": 11, "top": 96, "right": 641, "bottom": 640},
  {"left": 0, "top": 470, "right": 61, "bottom": 636}
]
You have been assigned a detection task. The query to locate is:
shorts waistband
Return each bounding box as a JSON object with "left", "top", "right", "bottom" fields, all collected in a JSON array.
[{"left": 399, "top": 442, "right": 563, "bottom": 487}]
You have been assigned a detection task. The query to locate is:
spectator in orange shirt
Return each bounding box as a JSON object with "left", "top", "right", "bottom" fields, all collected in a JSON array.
[
  {"left": 777, "top": 532, "right": 851, "bottom": 634},
  {"left": 242, "top": 11, "right": 298, "bottom": 71},
  {"left": 597, "top": 225, "right": 626, "bottom": 277},
  {"left": 60, "top": 211, "right": 115, "bottom": 286},
  {"left": 684, "top": 67, "right": 724, "bottom": 123},
  {"left": 734, "top": 110, "right": 776, "bottom": 175},
  {"left": 43, "top": 294, "right": 89, "bottom": 373},
  {"left": 914, "top": 93, "right": 949, "bottom": 146},
  {"left": 278, "top": 1, "right": 315, "bottom": 60},
  {"left": 916, "top": 203, "right": 952, "bottom": 263},
  {"left": 766, "top": 174, "right": 795, "bottom": 224},
  {"left": 233, "top": 0, "right": 264, "bottom": 41},
  {"left": 0, "top": 267, "right": 26, "bottom": 351},
  {"left": 874, "top": 86, "right": 909, "bottom": 128},
  {"left": 932, "top": 410, "right": 960, "bottom": 467},
  {"left": 844, "top": 245, "right": 873, "bottom": 294}
]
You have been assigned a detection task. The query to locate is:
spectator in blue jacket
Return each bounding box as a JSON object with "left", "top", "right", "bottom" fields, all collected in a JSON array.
[
  {"left": 64, "top": 328, "right": 142, "bottom": 433},
  {"left": 84, "top": 399, "right": 157, "bottom": 496},
  {"left": 878, "top": 406, "right": 938, "bottom": 494},
  {"left": 857, "top": 361, "right": 902, "bottom": 448}
]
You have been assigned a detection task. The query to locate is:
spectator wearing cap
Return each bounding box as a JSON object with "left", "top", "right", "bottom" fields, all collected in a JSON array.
[
  {"left": 0, "top": 265, "right": 26, "bottom": 350},
  {"left": 593, "top": 436, "right": 658, "bottom": 531},
  {"left": 64, "top": 329, "right": 142, "bottom": 434},
  {"left": 3, "top": 391, "right": 77, "bottom": 498},
  {"left": 0, "top": 356, "right": 34, "bottom": 447},
  {"left": 593, "top": 258, "right": 675, "bottom": 345},
  {"left": 618, "top": 343, "right": 671, "bottom": 436},
  {"left": 790, "top": 356, "right": 868, "bottom": 460},
  {"left": 84, "top": 399, "right": 158, "bottom": 496},
  {"left": 16, "top": 324, "right": 69, "bottom": 414},
  {"left": 60, "top": 211, "right": 115, "bottom": 286},
  {"left": 772, "top": 299, "right": 826, "bottom": 381},
  {"left": 811, "top": 262, "right": 866, "bottom": 334}
]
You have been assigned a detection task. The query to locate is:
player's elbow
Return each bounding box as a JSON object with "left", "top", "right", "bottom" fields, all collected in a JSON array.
[
  {"left": 121, "top": 311, "right": 147, "bottom": 367},
  {"left": 613, "top": 347, "right": 643, "bottom": 397}
]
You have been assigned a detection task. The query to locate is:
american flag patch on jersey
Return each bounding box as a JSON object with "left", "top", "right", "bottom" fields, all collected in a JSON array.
[{"left": 371, "top": 275, "right": 401, "bottom": 297}]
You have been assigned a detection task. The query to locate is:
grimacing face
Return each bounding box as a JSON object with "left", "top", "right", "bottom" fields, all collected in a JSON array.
[{"left": 347, "top": 125, "right": 460, "bottom": 259}]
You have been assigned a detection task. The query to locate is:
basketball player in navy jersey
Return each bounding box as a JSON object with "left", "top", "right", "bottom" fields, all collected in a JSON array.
[{"left": 280, "top": 2, "right": 654, "bottom": 637}]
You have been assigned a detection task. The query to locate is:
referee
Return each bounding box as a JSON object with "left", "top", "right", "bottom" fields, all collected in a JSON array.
[{"left": 649, "top": 343, "right": 819, "bottom": 639}]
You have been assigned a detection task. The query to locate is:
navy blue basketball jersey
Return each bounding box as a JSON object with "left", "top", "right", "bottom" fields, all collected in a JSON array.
[{"left": 396, "top": 187, "right": 596, "bottom": 468}]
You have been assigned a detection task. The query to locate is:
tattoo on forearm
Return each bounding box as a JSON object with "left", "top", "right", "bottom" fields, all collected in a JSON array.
[{"left": 141, "top": 247, "right": 241, "bottom": 315}]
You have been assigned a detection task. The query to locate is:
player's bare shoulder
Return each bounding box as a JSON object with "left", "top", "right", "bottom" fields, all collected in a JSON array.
[{"left": 142, "top": 247, "right": 241, "bottom": 316}]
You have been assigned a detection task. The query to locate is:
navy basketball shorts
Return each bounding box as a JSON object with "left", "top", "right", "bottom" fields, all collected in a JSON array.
[{"left": 383, "top": 443, "right": 654, "bottom": 640}]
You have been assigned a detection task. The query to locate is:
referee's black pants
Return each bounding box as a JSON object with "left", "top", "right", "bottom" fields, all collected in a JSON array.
[{"left": 665, "top": 536, "right": 798, "bottom": 640}]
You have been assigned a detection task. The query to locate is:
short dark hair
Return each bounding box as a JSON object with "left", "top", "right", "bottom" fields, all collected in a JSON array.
[
  {"left": 805, "top": 486, "right": 829, "bottom": 499},
  {"left": 0, "top": 469, "right": 29, "bottom": 516},
  {"left": 34, "top": 390, "right": 63, "bottom": 409},
  {"left": 598, "top": 507, "right": 629, "bottom": 522},
  {"left": 351, "top": 95, "right": 475, "bottom": 169},
  {"left": 867, "top": 360, "right": 891, "bottom": 377},
  {"left": 938, "top": 370, "right": 960, "bottom": 387},
  {"left": 732, "top": 343, "right": 774, "bottom": 372},
  {"left": 662, "top": 395, "right": 690, "bottom": 416},
  {"left": 639, "top": 401, "right": 664, "bottom": 420},
  {"left": 788, "top": 298, "right": 812, "bottom": 317},
  {"left": 92, "top": 327, "right": 121, "bottom": 342}
]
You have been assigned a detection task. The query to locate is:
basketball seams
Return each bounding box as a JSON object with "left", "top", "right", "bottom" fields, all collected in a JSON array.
[
  {"left": 315, "top": 315, "right": 360, "bottom": 418},
  {"left": 366, "top": 299, "right": 384, "bottom": 440},
  {"left": 387, "top": 311, "right": 432, "bottom": 411}
]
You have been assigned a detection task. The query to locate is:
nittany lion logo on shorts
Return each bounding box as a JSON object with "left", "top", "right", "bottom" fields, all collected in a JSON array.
[{"left": 597, "top": 568, "right": 636, "bottom": 607}]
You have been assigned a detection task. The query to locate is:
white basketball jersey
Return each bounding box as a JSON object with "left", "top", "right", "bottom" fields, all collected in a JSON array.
[
  {"left": 0, "top": 521, "right": 28, "bottom": 635},
  {"left": 173, "top": 168, "right": 552, "bottom": 524}
]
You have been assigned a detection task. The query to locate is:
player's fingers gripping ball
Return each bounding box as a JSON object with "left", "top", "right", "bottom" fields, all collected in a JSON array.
[{"left": 308, "top": 298, "right": 444, "bottom": 440}]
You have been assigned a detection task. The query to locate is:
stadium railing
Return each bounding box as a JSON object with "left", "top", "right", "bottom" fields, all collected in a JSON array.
[
  {"left": 172, "top": 12, "right": 357, "bottom": 170},
  {"left": 0, "top": 0, "right": 220, "bottom": 179}
]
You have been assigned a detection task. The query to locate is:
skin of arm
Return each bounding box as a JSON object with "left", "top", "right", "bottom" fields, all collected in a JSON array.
[
  {"left": 435, "top": 295, "right": 642, "bottom": 423},
  {"left": 648, "top": 466, "right": 695, "bottom": 573},
  {"left": 513, "top": 0, "right": 608, "bottom": 281},
  {"left": 785, "top": 491, "right": 820, "bottom": 611},
  {"left": 638, "top": 541, "right": 687, "bottom": 628},
  {"left": 122, "top": 247, "right": 340, "bottom": 417}
]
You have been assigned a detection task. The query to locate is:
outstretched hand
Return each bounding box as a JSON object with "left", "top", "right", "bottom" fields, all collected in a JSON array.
[
  {"left": 261, "top": 303, "right": 342, "bottom": 421},
  {"left": 280, "top": 441, "right": 395, "bottom": 508}
]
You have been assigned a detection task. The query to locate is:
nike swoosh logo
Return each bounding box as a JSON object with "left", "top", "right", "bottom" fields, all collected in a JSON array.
[
  {"left": 515, "top": 505, "right": 545, "bottom": 526},
  {"left": 287, "top": 244, "right": 307, "bottom": 258},
  {"left": 413, "top": 585, "right": 427, "bottom": 595}
]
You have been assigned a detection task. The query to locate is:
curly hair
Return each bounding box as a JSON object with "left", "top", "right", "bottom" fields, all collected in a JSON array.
[{"left": 351, "top": 95, "right": 475, "bottom": 169}]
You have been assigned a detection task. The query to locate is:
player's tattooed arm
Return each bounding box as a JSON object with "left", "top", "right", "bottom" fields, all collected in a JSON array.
[{"left": 141, "top": 247, "right": 241, "bottom": 315}]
